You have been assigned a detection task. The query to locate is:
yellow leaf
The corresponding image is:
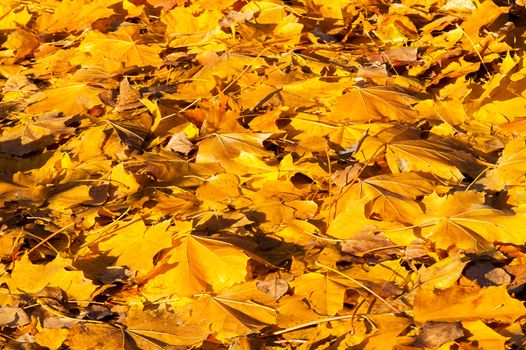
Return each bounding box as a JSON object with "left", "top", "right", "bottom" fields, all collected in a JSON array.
[
  {"left": 356, "top": 126, "right": 479, "bottom": 181},
  {"left": 196, "top": 133, "right": 274, "bottom": 174},
  {"left": 414, "top": 284, "right": 526, "bottom": 323},
  {"left": 417, "top": 191, "right": 526, "bottom": 252},
  {"left": 335, "top": 172, "right": 434, "bottom": 224},
  {"left": 125, "top": 307, "right": 209, "bottom": 347},
  {"left": 362, "top": 314, "right": 411, "bottom": 350},
  {"left": 196, "top": 173, "right": 240, "bottom": 202},
  {"left": 327, "top": 196, "right": 394, "bottom": 239},
  {"left": 460, "top": 0, "right": 508, "bottom": 49},
  {"left": 329, "top": 86, "right": 420, "bottom": 123},
  {"left": 5, "top": 254, "right": 97, "bottom": 302},
  {"left": 417, "top": 254, "right": 468, "bottom": 290},
  {"left": 35, "top": 328, "right": 69, "bottom": 350},
  {"left": 98, "top": 220, "right": 172, "bottom": 277},
  {"left": 36, "top": 0, "right": 116, "bottom": 33},
  {"left": 47, "top": 184, "right": 108, "bottom": 212},
  {"left": 3, "top": 29, "right": 39, "bottom": 63},
  {"left": 292, "top": 272, "right": 346, "bottom": 315},
  {"left": 462, "top": 320, "right": 508, "bottom": 349},
  {"left": 480, "top": 139, "right": 526, "bottom": 190},
  {"left": 187, "top": 293, "right": 277, "bottom": 340},
  {"left": 141, "top": 234, "right": 249, "bottom": 298},
  {"left": 78, "top": 25, "right": 163, "bottom": 68},
  {"left": 65, "top": 323, "right": 124, "bottom": 349},
  {"left": 272, "top": 14, "right": 303, "bottom": 47},
  {"left": 161, "top": 5, "right": 223, "bottom": 37},
  {"left": 0, "top": 4, "right": 32, "bottom": 30},
  {"left": 109, "top": 163, "right": 140, "bottom": 196},
  {"left": 26, "top": 83, "right": 103, "bottom": 116}
]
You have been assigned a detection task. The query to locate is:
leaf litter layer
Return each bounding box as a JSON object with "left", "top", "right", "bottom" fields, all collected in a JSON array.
[{"left": 1, "top": 0, "right": 526, "bottom": 349}]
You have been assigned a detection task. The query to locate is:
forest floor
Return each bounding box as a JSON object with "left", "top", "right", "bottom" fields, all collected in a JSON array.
[{"left": 2, "top": 0, "right": 526, "bottom": 349}]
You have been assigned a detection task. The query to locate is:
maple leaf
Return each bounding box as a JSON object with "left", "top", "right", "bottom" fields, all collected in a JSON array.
[
  {"left": 291, "top": 272, "right": 346, "bottom": 315},
  {"left": 0, "top": 4, "right": 31, "bottom": 30},
  {"left": 360, "top": 314, "right": 411, "bottom": 350},
  {"left": 416, "top": 191, "right": 526, "bottom": 252},
  {"left": 417, "top": 254, "right": 468, "bottom": 290},
  {"left": 355, "top": 126, "right": 480, "bottom": 181},
  {"left": 196, "top": 132, "right": 275, "bottom": 175},
  {"left": 480, "top": 138, "right": 526, "bottom": 190},
  {"left": 2, "top": 0, "right": 526, "bottom": 347},
  {"left": 141, "top": 233, "right": 249, "bottom": 298},
  {"left": 334, "top": 172, "right": 434, "bottom": 224},
  {"left": 35, "top": 0, "right": 117, "bottom": 33},
  {"left": 0, "top": 113, "right": 76, "bottom": 156},
  {"left": 329, "top": 85, "right": 420, "bottom": 123},
  {"left": 25, "top": 83, "right": 103, "bottom": 116},
  {"left": 97, "top": 219, "right": 172, "bottom": 277},
  {"left": 65, "top": 323, "right": 125, "bottom": 349},
  {"left": 125, "top": 307, "right": 209, "bottom": 347},
  {"left": 77, "top": 25, "right": 163, "bottom": 68},
  {"left": 186, "top": 293, "right": 277, "bottom": 340},
  {"left": 414, "top": 284, "right": 526, "bottom": 323},
  {"left": 463, "top": 320, "right": 509, "bottom": 349},
  {"left": 3, "top": 254, "right": 97, "bottom": 302},
  {"left": 327, "top": 196, "right": 400, "bottom": 239}
]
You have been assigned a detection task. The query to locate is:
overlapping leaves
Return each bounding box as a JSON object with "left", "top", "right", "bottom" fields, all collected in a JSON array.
[{"left": 1, "top": 0, "right": 526, "bottom": 349}]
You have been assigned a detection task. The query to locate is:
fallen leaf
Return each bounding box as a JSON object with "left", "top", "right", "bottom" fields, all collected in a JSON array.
[
  {"left": 0, "top": 307, "right": 30, "bottom": 327},
  {"left": 414, "top": 284, "right": 526, "bottom": 323},
  {"left": 413, "top": 321, "right": 464, "bottom": 349},
  {"left": 256, "top": 278, "right": 289, "bottom": 301}
]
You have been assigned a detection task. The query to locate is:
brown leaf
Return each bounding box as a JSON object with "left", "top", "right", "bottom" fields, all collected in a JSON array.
[
  {"left": 464, "top": 261, "right": 511, "bottom": 287},
  {"left": 0, "top": 307, "right": 30, "bottom": 327},
  {"left": 256, "top": 278, "right": 289, "bottom": 301},
  {"left": 413, "top": 321, "right": 464, "bottom": 349},
  {"left": 114, "top": 77, "right": 143, "bottom": 112}
]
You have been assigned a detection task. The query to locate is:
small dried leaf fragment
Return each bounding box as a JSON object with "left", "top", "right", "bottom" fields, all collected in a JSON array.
[
  {"left": 464, "top": 261, "right": 511, "bottom": 287},
  {"left": 114, "top": 77, "right": 143, "bottom": 112},
  {"left": 340, "top": 232, "right": 399, "bottom": 256},
  {"left": 100, "top": 266, "right": 135, "bottom": 284},
  {"left": 166, "top": 131, "right": 193, "bottom": 155},
  {"left": 256, "top": 278, "right": 289, "bottom": 301},
  {"left": 0, "top": 307, "right": 30, "bottom": 327},
  {"left": 413, "top": 321, "right": 464, "bottom": 349}
]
